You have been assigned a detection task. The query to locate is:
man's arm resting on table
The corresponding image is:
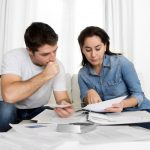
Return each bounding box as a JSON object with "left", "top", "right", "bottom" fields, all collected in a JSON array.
[{"left": 1, "top": 73, "right": 52, "bottom": 103}]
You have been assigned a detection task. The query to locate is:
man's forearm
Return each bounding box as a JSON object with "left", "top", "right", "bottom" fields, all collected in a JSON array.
[
  {"left": 57, "top": 98, "right": 72, "bottom": 104},
  {"left": 2, "top": 72, "right": 50, "bottom": 103}
]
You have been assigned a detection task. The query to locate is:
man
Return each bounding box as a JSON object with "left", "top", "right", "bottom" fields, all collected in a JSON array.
[{"left": 0, "top": 22, "right": 74, "bottom": 132}]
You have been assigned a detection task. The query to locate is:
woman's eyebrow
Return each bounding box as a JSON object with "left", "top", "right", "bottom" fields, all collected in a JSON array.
[
  {"left": 84, "top": 46, "right": 91, "bottom": 49},
  {"left": 95, "top": 45, "right": 101, "bottom": 48}
]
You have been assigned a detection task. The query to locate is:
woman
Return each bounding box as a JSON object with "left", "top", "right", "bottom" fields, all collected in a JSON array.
[{"left": 78, "top": 26, "right": 150, "bottom": 113}]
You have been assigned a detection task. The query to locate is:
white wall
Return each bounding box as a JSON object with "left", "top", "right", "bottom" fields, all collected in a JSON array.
[{"left": 133, "top": 0, "right": 150, "bottom": 98}]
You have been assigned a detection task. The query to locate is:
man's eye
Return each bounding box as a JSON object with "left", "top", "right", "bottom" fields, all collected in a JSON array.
[{"left": 41, "top": 54, "right": 48, "bottom": 56}]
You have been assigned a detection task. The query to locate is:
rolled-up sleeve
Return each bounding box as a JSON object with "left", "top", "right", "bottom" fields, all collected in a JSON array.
[
  {"left": 53, "top": 60, "right": 67, "bottom": 91},
  {"left": 120, "top": 56, "right": 144, "bottom": 106},
  {"left": 78, "top": 71, "right": 89, "bottom": 102}
]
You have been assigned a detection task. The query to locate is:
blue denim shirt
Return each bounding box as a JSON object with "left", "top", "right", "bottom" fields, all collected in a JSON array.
[{"left": 78, "top": 54, "right": 150, "bottom": 110}]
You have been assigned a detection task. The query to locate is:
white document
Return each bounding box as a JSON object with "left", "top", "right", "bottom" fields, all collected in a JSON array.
[
  {"left": 88, "top": 110, "right": 150, "bottom": 125},
  {"left": 44, "top": 103, "right": 71, "bottom": 109},
  {"left": 3, "top": 124, "right": 74, "bottom": 150},
  {"left": 2, "top": 125, "right": 150, "bottom": 150},
  {"left": 78, "top": 125, "right": 150, "bottom": 144},
  {"left": 83, "top": 95, "right": 127, "bottom": 112},
  {"left": 32, "top": 109, "right": 87, "bottom": 124}
]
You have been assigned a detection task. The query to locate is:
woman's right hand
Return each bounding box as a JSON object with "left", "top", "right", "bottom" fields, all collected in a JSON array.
[{"left": 86, "top": 89, "right": 102, "bottom": 104}]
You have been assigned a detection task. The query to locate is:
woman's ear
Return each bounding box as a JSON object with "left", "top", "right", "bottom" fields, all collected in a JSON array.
[
  {"left": 104, "top": 44, "right": 107, "bottom": 52},
  {"left": 81, "top": 48, "right": 84, "bottom": 54}
]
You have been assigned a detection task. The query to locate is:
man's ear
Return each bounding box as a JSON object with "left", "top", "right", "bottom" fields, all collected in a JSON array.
[{"left": 27, "top": 48, "right": 34, "bottom": 56}]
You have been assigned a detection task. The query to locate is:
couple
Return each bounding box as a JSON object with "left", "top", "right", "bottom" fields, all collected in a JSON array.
[{"left": 0, "top": 22, "right": 150, "bottom": 132}]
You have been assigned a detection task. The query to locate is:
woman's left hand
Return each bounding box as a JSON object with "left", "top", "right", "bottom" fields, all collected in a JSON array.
[{"left": 104, "top": 101, "right": 124, "bottom": 113}]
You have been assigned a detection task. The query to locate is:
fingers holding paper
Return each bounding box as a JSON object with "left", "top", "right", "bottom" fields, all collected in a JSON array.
[
  {"left": 104, "top": 101, "right": 124, "bottom": 113},
  {"left": 54, "top": 101, "right": 74, "bottom": 118}
]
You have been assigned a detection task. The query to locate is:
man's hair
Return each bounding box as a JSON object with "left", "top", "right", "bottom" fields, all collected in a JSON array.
[
  {"left": 24, "top": 22, "right": 58, "bottom": 53},
  {"left": 78, "top": 26, "right": 120, "bottom": 66}
]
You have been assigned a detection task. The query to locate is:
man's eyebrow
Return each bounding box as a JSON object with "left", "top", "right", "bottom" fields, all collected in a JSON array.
[
  {"left": 54, "top": 47, "right": 58, "bottom": 51},
  {"left": 39, "top": 47, "right": 58, "bottom": 55},
  {"left": 39, "top": 52, "right": 49, "bottom": 56}
]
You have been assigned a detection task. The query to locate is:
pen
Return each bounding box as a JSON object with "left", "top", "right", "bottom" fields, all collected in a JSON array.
[
  {"left": 44, "top": 106, "right": 54, "bottom": 110},
  {"left": 26, "top": 124, "right": 47, "bottom": 128}
]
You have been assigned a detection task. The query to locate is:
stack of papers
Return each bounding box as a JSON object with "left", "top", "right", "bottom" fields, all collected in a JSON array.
[
  {"left": 32, "top": 109, "right": 88, "bottom": 124},
  {"left": 88, "top": 111, "right": 150, "bottom": 125}
]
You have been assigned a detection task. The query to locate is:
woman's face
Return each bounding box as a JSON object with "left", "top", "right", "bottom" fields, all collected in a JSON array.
[{"left": 82, "top": 35, "right": 106, "bottom": 67}]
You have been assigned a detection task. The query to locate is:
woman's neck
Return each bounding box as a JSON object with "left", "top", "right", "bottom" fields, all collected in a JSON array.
[{"left": 93, "top": 65, "right": 102, "bottom": 75}]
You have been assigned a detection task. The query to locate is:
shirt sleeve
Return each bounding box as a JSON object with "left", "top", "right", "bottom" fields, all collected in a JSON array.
[
  {"left": 52, "top": 60, "right": 67, "bottom": 91},
  {"left": 78, "top": 70, "right": 89, "bottom": 102},
  {"left": 120, "top": 56, "right": 144, "bottom": 106},
  {"left": 1, "top": 52, "right": 21, "bottom": 76}
]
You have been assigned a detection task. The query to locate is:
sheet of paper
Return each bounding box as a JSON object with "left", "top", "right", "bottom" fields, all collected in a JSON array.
[
  {"left": 83, "top": 95, "right": 127, "bottom": 112},
  {"left": 88, "top": 110, "right": 150, "bottom": 125},
  {"left": 77, "top": 125, "right": 150, "bottom": 144},
  {"left": 44, "top": 103, "right": 71, "bottom": 109},
  {"left": 8, "top": 123, "right": 150, "bottom": 146},
  {"left": 2, "top": 124, "right": 74, "bottom": 150},
  {"left": 32, "top": 109, "right": 87, "bottom": 124},
  {"left": 1, "top": 127, "right": 150, "bottom": 150}
]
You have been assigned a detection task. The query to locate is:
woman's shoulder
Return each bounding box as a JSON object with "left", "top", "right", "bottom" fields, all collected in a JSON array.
[
  {"left": 78, "top": 65, "right": 89, "bottom": 76},
  {"left": 108, "top": 54, "right": 125, "bottom": 59},
  {"left": 109, "top": 54, "right": 132, "bottom": 64}
]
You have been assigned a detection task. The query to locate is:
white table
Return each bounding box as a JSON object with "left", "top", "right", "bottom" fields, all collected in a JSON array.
[{"left": 1, "top": 110, "right": 150, "bottom": 150}]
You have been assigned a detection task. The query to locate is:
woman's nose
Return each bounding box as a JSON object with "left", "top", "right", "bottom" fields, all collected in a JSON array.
[{"left": 91, "top": 50, "right": 96, "bottom": 57}]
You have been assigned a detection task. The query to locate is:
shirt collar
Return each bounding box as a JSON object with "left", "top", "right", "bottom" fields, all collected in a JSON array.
[
  {"left": 87, "top": 54, "right": 111, "bottom": 75},
  {"left": 103, "top": 54, "right": 111, "bottom": 68}
]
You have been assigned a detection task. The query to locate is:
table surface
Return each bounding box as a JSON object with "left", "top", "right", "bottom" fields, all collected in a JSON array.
[{"left": 1, "top": 110, "right": 150, "bottom": 150}]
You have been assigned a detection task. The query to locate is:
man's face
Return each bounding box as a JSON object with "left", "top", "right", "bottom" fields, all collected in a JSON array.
[{"left": 29, "top": 44, "right": 58, "bottom": 66}]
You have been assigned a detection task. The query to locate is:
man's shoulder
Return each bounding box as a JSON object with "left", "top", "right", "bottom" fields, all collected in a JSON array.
[
  {"left": 56, "top": 59, "right": 64, "bottom": 68},
  {"left": 4, "top": 48, "right": 27, "bottom": 58}
]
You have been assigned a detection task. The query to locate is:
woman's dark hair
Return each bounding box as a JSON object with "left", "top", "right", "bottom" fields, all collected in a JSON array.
[
  {"left": 24, "top": 22, "right": 58, "bottom": 53},
  {"left": 78, "top": 26, "right": 121, "bottom": 66}
]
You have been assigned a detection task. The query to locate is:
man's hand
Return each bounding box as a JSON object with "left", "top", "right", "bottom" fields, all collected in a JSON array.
[
  {"left": 43, "top": 61, "right": 59, "bottom": 80},
  {"left": 86, "top": 89, "right": 102, "bottom": 104},
  {"left": 54, "top": 100, "right": 74, "bottom": 118},
  {"left": 104, "top": 101, "right": 124, "bottom": 113}
]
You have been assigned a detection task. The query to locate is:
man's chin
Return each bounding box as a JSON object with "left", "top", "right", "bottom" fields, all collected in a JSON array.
[{"left": 34, "top": 63, "right": 46, "bottom": 67}]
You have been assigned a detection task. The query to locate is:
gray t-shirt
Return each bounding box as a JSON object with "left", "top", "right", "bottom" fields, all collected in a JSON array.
[{"left": 1, "top": 48, "right": 66, "bottom": 109}]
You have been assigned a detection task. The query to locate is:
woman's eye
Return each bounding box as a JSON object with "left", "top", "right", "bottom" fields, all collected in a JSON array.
[
  {"left": 85, "top": 49, "right": 91, "bottom": 52},
  {"left": 96, "top": 48, "right": 100, "bottom": 51}
]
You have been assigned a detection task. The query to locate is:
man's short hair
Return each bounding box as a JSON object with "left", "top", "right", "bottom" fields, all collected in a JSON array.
[{"left": 24, "top": 22, "right": 58, "bottom": 53}]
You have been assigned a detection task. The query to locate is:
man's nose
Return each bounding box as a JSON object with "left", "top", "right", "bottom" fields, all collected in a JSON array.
[{"left": 49, "top": 54, "right": 56, "bottom": 61}]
